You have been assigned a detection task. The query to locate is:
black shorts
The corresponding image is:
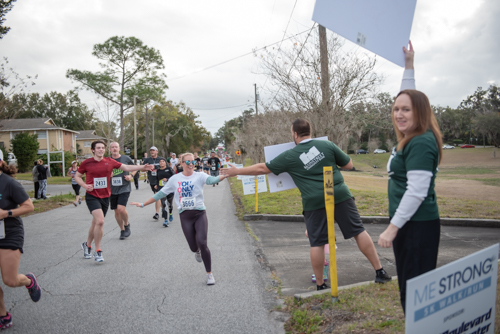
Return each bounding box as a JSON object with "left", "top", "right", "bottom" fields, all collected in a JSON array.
[
  {"left": 110, "top": 192, "right": 130, "bottom": 210},
  {"left": 72, "top": 184, "right": 81, "bottom": 196},
  {"left": 85, "top": 193, "right": 110, "bottom": 217},
  {"left": 210, "top": 169, "right": 219, "bottom": 177},
  {"left": 150, "top": 184, "right": 159, "bottom": 193},
  {"left": 0, "top": 220, "right": 25, "bottom": 253},
  {"left": 203, "top": 167, "right": 209, "bottom": 171},
  {"left": 303, "top": 197, "right": 365, "bottom": 247}
]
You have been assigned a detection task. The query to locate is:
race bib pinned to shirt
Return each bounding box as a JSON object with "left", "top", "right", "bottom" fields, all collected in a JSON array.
[
  {"left": 181, "top": 197, "right": 196, "bottom": 210},
  {"left": 0, "top": 220, "right": 5, "bottom": 239},
  {"left": 112, "top": 177, "right": 123, "bottom": 186},
  {"left": 94, "top": 177, "right": 107, "bottom": 189},
  {"left": 211, "top": 166, "right": 216, "bottom": 170},
  {"left": 151, "top": 171, "right": 157, "bottom": 176}
]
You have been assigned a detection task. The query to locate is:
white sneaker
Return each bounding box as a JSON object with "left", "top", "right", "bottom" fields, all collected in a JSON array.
[
  {"left": 93, "top": 251, "right": 104, "bottom": 263},
  {"left": 195, "top": 250, "right": 202, "bottom": 263},
  {"left": 207, "top": 273, "right": 215, "bottom": 285}
]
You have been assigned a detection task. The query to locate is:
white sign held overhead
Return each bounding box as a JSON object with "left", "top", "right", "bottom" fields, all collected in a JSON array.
[
  {"left": 241, "top": 175, "right": 268, "bottom": 195},
  {"left": 312, "top": 0, "right": 417, "bottom": 67},
  {"left": 264, "top": 137, "right": 328, "bottom": 193},
  {"left": 405, "top": 243, "right": 498, "bottom": 334}
]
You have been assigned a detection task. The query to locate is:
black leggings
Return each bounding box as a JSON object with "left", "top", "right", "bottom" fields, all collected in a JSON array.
[
  {"left": 72, "top": 184, "right": 81, "bottom": 196},
  {"left": 180, "top": 210, "right": 211, "bottom": 272},
  {"left": 160, "top": 193, "right": 174, "bottom": 219},
  {"left": 393, "top": 218, "right": 440, "bottom": 313}
]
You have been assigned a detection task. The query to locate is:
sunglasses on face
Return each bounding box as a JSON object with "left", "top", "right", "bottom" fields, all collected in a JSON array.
[{"left": 183, "top": 160, "right": 193, "bottom": 165}]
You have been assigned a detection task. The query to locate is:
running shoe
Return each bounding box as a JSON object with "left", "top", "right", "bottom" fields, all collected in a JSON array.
[
  {"left": 78, "top": 198, "right": 82, "bottom": 205},
  {"left": 120, "top": 230, "right": 126, "bottom": 240},
  {"left": 317, "top": 282, "right": 328, "bottom": 291},
  {"left": 153, "top": 213, "right": 159, "bottom": 220},
  {"left": 73, "top": 202, "right": 77, "bottom": 207},
  {"left": 123, "top": 224, "right": 131, "bottom": 238},
  {"left": 169, "top": 214, "right": 173, "bottom": 222},
  {"left": 25, "top": 273, "right": 41, "bottom": 302},
  {"left": 81, "top": 242, "right": 91, "bottom": 259},
  {"left": 375, "top": 268, "right": 392, "bottom": 284},
  {"left": 93, "top": 251, "right": 104, "bottom": 263},
  {"left": 163, "top": 220, "right": 169, "bottom": 227},
  {"left": 206, "top": 273, "right": 215, "bottom": 285},
  {"left": 0, "top": 313, "right": 12, "bottom": 330},
  {"left": 195, "top": 250, "right": 202, "bottom": 263}
]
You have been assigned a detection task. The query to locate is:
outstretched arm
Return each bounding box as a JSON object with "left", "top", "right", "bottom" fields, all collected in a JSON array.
[
  {"left": 221, "top": 163, "right": 271, "bottom": 177},
  {"left": 120, "top": 163, "right": 153, "bottom": 173},
  {"left": 400, "top": 40, "right": 416, "bottom": 91}
]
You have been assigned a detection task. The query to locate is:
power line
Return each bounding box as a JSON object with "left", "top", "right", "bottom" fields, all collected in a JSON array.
[
  {"left": 166, "top": 27, "right": 312, "bottom": 82},
  {"left": 190, "top": 103, "right": 252, "bottom": 110}
]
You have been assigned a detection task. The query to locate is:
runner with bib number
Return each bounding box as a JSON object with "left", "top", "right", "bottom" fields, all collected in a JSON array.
[
  {"left": 131, "top": 152, "right": 227, "bottom": 285},
  {"left": 75, "top": 140, "right": 153, "bottom": 263},
  {"left": 207, "top": 151, "right": 221, "bottom": 187}
]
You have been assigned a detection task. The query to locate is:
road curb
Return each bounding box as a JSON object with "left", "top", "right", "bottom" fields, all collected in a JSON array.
[
  {"left": 243, "top": 214, "right": 500, "bottom": 228},
  {"left": 293, "top": 276, "right": 398, "bottom": 301}
]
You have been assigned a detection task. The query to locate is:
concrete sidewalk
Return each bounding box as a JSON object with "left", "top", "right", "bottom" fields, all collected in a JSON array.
[
  {"left": 245, "top": 218, "right": 500, "bottom": 296},
  {"left": 6, "top": 180, "right": 284, "bottom": 333}
]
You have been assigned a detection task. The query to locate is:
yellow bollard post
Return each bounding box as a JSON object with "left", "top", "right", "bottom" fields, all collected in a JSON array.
[
  {"left": 255, "top": 176, "right": 258, "bottom": 212},
  {"left": 323, "top": 166, "right": 338, "bottom": 303}
]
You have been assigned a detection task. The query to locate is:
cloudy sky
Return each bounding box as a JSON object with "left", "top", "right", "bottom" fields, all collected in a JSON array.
[{"left": 2, "top": 0, "right": 498, "bottom": 135}]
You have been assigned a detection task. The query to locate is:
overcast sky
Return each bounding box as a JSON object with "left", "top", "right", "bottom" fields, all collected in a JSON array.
[{"left": 2, "top": 0, "right": 498, "bottom": 136}]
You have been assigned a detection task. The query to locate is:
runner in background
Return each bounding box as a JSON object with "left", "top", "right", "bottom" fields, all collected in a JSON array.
[
  {"left": 170, "top": 153, "right": 179, "bottom": 171},
  {"left": 202, "top": 152, "right": 210, "bottom": 175},
  {"left": 142, "top": 146, "right": 164, "bottom": 221},
  {"left": 155, "top": 158, "right": 175, "bottom": 227},
  {"left": 67, "top": 160, "right": 81, "bottom": 206},
  {"left": 208, "top": 151, "right": 221, "bottom": 187},
  {"left": 110, "top": 142, "right": 134, "bottom": 240},
  {"left": 194, "top": 153, "right": 202, "bottom": 172},
  {"left": 0, "top": 150, "right": 41, "bottom": 329},
  {"left": 130, "top": 152, "right": 228, "bottom": 285},
  {"left": 142, "top": 153, "right": 149, "bottom": 183},
  {"left": 75, "top": 140, "right": 153, "bottom": 263},
  {"left": 175, "top": 154, "right": 184, "bottom": 174}
]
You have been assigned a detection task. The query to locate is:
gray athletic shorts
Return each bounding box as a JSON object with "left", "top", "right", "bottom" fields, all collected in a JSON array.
[{"left": 303, "top": 197, "right": 365, "bottom": 247}]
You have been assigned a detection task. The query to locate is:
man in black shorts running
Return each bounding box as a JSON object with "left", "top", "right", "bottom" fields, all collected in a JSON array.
[
  {"left": 208, "top": 151, "right": 221, "bottom": 187},
  {"left": 75, "top": 140, "right": 153, "bottom": 263},
  {"left": 142, "top": 146, "right": 164, "bottom": 220},
  {"left": 222, "top": 119, "right": 392, "bottom": 290},
  {"left": 110, "top": 142, "right": 135, "bottom": 240}
]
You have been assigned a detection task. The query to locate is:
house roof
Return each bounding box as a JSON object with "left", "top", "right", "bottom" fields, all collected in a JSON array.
[
  {"left": 75, "top": 130, "right": 105, "bottom": 140},
  {"left": 0, "top": 118, "right": 79, "bottom": 134}
]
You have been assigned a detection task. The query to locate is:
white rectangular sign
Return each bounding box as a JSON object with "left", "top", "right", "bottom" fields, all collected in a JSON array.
[
  {"left": 405, "top": 243, "right": 498, "bottom": 333},
  {"left": 312, "top": 0, "right": 417, "bottom": 67},
  {"left": 241, "top": 175, "right": 268, "bottom": 195},
  {"left": 264, "top": 137, "right": 328, "bottom": 193}
]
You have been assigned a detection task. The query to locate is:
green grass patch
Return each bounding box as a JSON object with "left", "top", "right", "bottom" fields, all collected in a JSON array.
[
  {"left": 24, "top": 191, "right": 79, "bottom": 216},
  {"left": 283, "top": 264, "right": 500, "bottom": 333},
  {"left": 438, "top": 167, "right": 498, "bottom": 175},
  {"left": 471, "top": 178, "right": 500, "bottom": 187},
  {"left": 17, "top": 173, "right": 74, "bottom": 185}
]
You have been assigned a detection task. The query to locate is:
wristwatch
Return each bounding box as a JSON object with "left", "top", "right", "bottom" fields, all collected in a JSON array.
[{"left": 7, "top": 210, "right": 13, "bottom": 217}]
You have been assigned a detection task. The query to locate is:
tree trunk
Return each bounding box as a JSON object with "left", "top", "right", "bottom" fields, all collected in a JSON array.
[{"left": 145, "top": 105, "right": 149, "bottom": 151}]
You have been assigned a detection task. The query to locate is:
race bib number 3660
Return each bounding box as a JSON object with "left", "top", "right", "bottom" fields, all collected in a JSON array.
[
  {"left": 94, "top": 177, "right": 107, "bottom": 189},
  {"left": 181, "top": 197, "right": 196, "bottom": 209}
]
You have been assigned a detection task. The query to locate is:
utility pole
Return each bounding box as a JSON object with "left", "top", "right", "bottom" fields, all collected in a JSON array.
[
  {"left": 145, "top": 104, "right": 149, "bottom": 151},
  {"left": 133, "top": 96, "right": 138, "bottom": 165},
  {"left": 318, "top": 25, "right": 330, "bottom": 121},
  {"left": 254, "top": 83, "right": 258, "bottom": 115}
]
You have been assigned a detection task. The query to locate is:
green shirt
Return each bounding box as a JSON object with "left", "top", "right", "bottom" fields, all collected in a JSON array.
[
  {"left": 266, "top": 139, "right": 352, "bottom": 211},
  {"left": 388, "top": 130, "right": 439, "bottom": 221}
]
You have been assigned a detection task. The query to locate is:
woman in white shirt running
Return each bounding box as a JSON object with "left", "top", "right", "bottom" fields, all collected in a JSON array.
[{"left": 131, "top": 152, "right": 227, "bottom": 285}]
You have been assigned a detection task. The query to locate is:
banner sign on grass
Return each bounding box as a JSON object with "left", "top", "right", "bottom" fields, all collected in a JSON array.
[
  {"left": 263, "top": 137, "right": 328, "bottom": 193},
  {"left": 241, "top": 175, "right": 267, "bottom": 195},
  {"left": 406, "top": 243, "right": 498, "bottom": 333}
]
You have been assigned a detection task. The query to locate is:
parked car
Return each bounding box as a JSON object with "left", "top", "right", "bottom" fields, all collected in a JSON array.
[
  {"left": 460, "top": 144, "right": 475, "bottom": 148},
  {"left": 7, "top": 152, "right": 17, "bottom": 166},
  {"left": 442, "top": 144, "right": 455, "bottom": 149},
  {"left": 356, "top": 149, "right": 369, "bottom": 154},
  {"left": 373, "top": 149, "right": 387, "bottom": 154}
]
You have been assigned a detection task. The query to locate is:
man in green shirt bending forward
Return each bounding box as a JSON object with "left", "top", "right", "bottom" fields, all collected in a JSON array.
[{"left": 222, "top": 119, "right": 391, "bottom": 290}]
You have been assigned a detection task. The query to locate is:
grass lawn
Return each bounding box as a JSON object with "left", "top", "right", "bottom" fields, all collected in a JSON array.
[
  {"left": 229, "top": 148, "right": 500, "bottom": 219},
  {"left": 16, "top": 173, "right": 73, "bottom": 185},
  {"left": 23, "top": 191, "right": 78, "bottom": 216},
  {"left": 281, "top": 264, "right": 500, "bottom": 333}
]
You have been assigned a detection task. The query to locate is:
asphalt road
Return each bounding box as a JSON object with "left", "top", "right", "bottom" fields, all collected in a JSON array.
[{"left": 8, "top": 180, "right": 284, "bottom": 333}]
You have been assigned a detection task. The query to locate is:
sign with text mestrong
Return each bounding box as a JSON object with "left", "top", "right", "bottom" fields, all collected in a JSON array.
[{"left": 406, "top": 243, "right": 498, "bottom": 333}]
